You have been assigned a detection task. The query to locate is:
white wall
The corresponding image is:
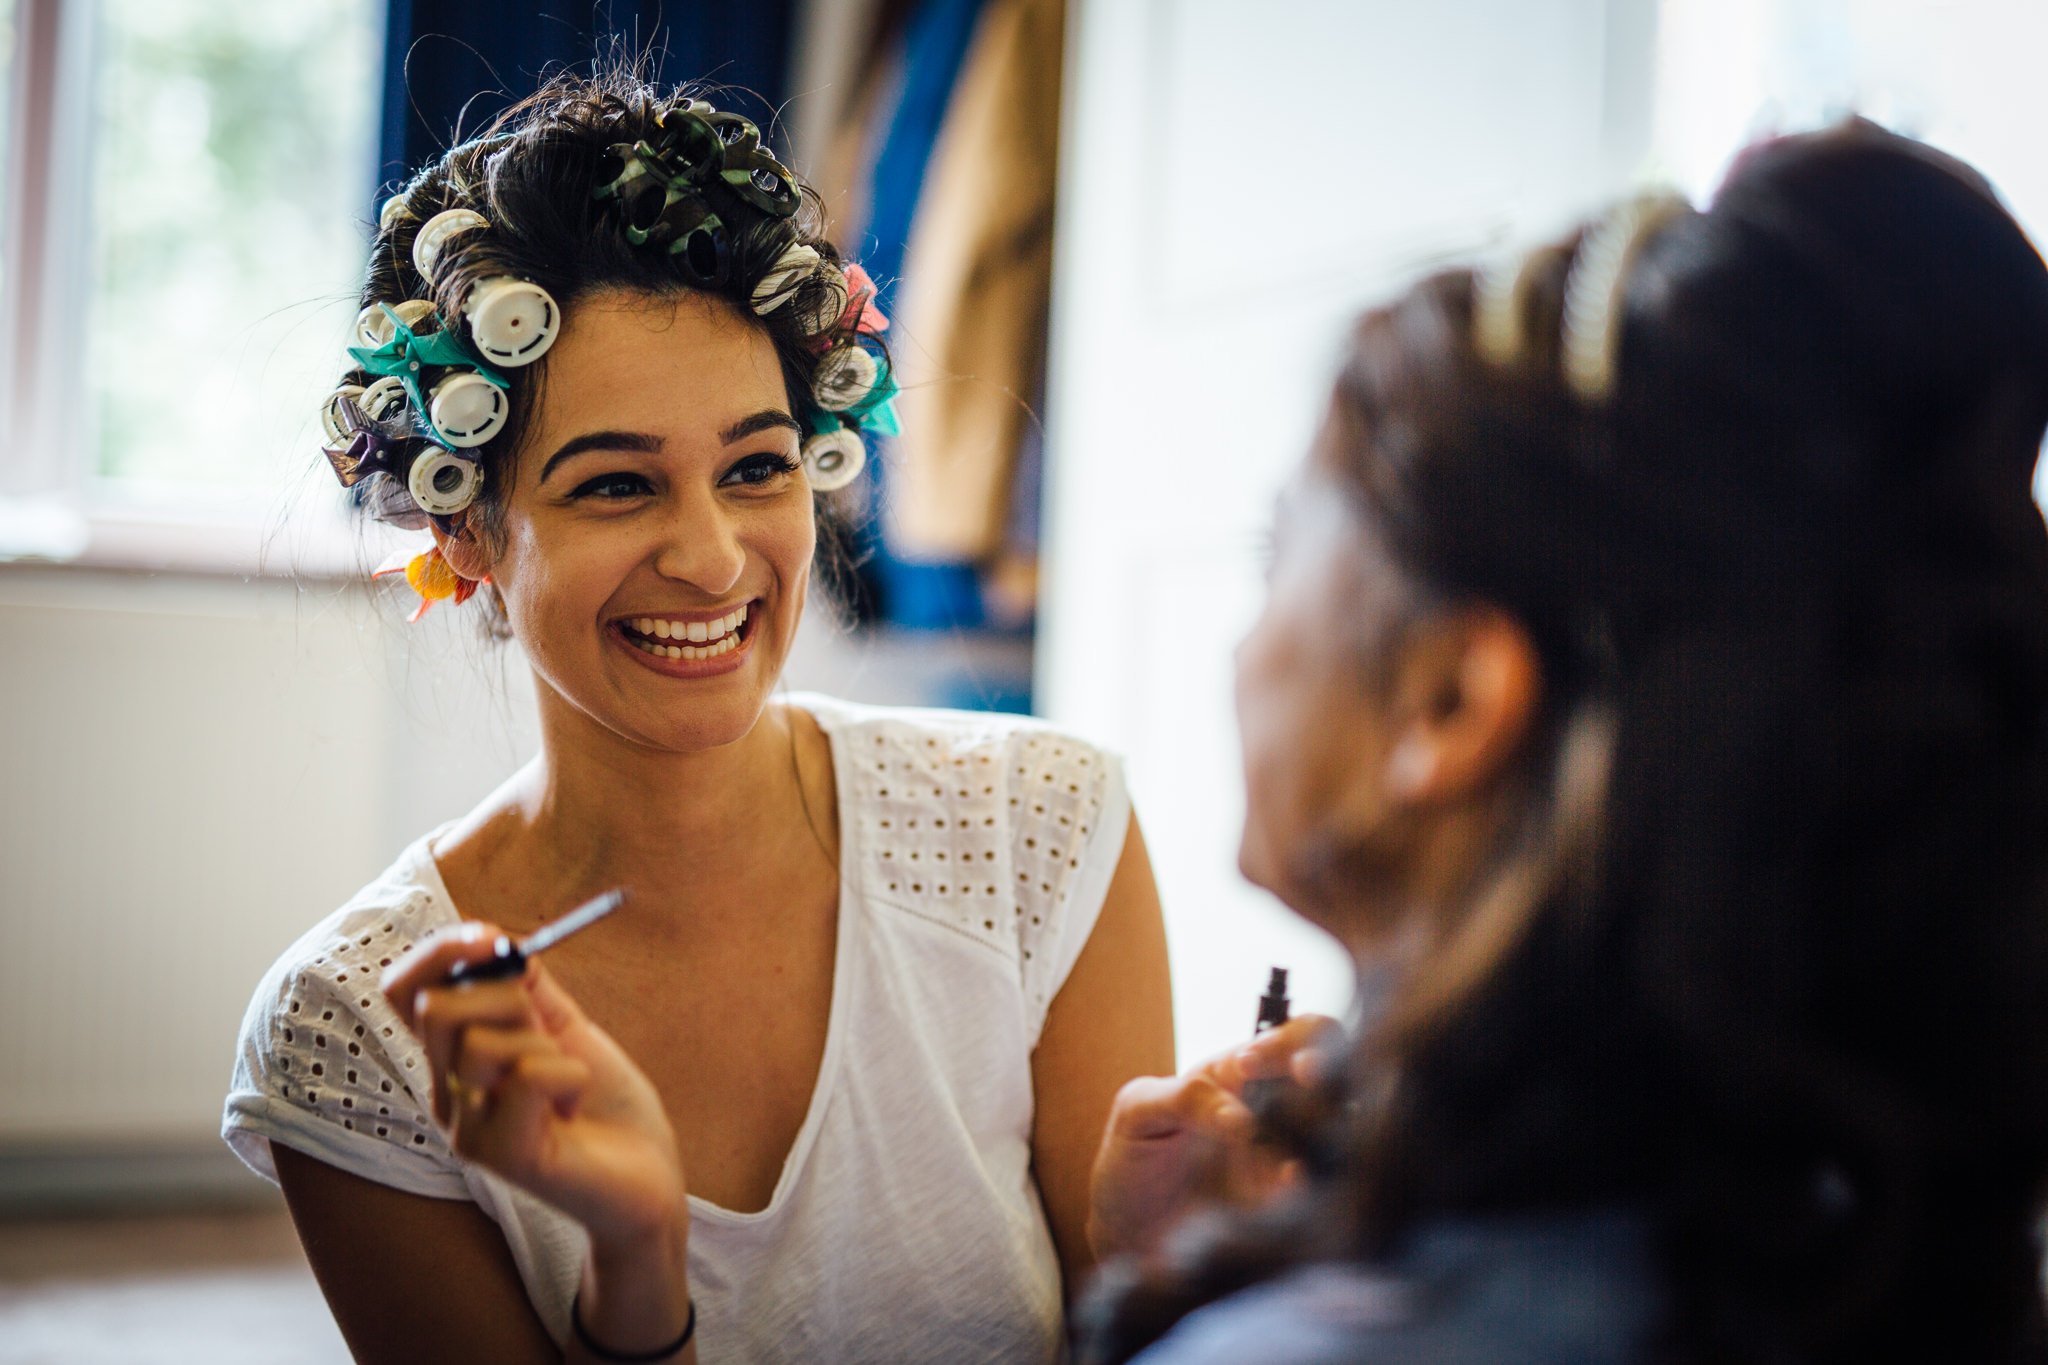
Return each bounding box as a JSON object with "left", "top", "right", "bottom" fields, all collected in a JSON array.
[
  {"left": 1039, "top": 0, "right": 1657, "bottom": 1063},
  {"left": 0, "top": 566, "right": 542, "bottom": 1143}
]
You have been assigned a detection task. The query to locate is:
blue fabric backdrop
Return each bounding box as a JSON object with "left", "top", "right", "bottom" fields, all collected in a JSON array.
[
  {"left": 844, "top": 0, "right": 993, "bottom": 635},
  {"left": 376, "top": 1, "right": 796, "bottom": 194}
]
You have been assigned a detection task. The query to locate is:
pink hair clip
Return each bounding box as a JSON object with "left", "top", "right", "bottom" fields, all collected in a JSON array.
[{"left": 838, "top": 263, "right": 890, "bottom": 336}]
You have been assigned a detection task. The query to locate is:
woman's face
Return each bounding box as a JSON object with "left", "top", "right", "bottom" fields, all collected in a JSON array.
[
  {"left": 479, "top": 288, "right": 815, "bottom": 754},
  {"left": 1233, "top": 425, "right": 1414, "bottom": 940}
]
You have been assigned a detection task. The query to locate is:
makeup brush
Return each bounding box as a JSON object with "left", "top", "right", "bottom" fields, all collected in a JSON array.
[{"left": 445, "top": 888, "right": 628, "bottom": 984}]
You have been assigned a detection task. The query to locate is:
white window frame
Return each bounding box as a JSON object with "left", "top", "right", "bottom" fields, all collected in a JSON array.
[{"left": 0, "top": 0, "right": 380, "bottom": 577}]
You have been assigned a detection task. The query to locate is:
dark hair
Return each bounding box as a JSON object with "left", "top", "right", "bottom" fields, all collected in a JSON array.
[
  {"left": 337, "top": 67, "right": 874, "bottom": 623},
  {"left": 1081, "top": 122, "right": 2048, "bottom": 1363}
]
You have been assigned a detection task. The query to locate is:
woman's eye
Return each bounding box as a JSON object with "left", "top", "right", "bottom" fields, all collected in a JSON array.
[
  {"left": 721, "top": 453, "right": 800, "bottom": 488},
  {"left": 571, "top": 472, "right": 653, "bottom": 500}
]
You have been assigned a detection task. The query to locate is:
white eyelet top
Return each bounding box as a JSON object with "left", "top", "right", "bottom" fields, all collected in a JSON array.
[{"left": 223, "top": 693, "right": 1130, "bottom": 1363}]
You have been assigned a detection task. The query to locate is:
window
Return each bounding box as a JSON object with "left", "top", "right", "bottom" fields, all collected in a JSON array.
[{"left": 0, "top": 0, "right": 381, "bottom": 571}]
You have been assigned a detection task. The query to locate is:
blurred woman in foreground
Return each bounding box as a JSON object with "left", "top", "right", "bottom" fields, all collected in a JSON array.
[{"left": 1083, "top": 122, "right": 2048, "bottom": 1362}]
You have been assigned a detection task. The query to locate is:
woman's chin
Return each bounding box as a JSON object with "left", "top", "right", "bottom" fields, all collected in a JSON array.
[
  {"left": 624, "top": 693, "right": 778, "bottom": 755},
  {"left": 1237, "top": 834, "right": 1300, "bottom": 908}
]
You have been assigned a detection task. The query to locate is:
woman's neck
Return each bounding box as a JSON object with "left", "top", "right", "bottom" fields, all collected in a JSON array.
[
  {"left": 551, "top": 699, "right": 806, "bottom": 847},
  {"left": 445, "top": 690, "right": 836, "bottom": 928}
]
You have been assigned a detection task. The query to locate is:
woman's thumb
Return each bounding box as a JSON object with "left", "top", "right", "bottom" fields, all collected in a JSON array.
[{"left": 523, "top": 959, "right": 587, "bottom": 1036}]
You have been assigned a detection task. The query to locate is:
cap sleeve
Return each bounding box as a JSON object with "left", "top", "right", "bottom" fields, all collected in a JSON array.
[
  {"left": 1008, "top": 726, "right": 1131, "bottom": 1043},
  {"left": 223, "top": 892, "right": 469, "bottom": 1200}
]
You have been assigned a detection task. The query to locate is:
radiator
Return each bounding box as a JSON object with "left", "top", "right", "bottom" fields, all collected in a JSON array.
[{"left": 0, "top": 566, "right": 536, "bottom": 1144}]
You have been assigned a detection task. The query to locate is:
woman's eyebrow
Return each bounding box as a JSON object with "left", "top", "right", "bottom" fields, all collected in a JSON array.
[
  {"left": 721, "top": 409, "right": 800, "bottom": 444},
  {"left": 539, "top": 430, "right": 663, "bottom": 484},
  {"left": 537, "top": 412, "right": 798, "bottom": 484}
]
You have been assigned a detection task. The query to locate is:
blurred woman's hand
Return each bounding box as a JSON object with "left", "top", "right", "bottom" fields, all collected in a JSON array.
[
  {"left": 1087, "top": 1014, "right": 1340, "bottom": 1260},
  {"left": 382, "top": 923, "right": 689, "bottom": 1251}
]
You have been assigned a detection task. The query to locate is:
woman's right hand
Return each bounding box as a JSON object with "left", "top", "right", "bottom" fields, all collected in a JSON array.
[
  {"left": 382, "top": 922, "right": 689, "bottom": 1250},
  {"left": 1086, "top": 1014, "right": 1340, "bottom": 1260}
]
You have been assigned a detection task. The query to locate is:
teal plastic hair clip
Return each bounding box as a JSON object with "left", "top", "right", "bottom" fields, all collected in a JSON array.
[{"left": 345, "top": 305, "right": 507, "bottom": 450}]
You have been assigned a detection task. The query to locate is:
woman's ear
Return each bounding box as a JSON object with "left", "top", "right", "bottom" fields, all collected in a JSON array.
[
  {"left": 1384, "top": 607, "right": 1540, "bottom": 805},
  {"left": 430, "top": 515, "right": 491, "bottom": 582}
]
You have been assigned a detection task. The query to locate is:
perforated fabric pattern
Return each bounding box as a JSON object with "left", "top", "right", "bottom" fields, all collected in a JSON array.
[
  {"left": 1005, "top": 728, "right": 1122, "bottom": 1025},
  {"left": 815, "top": 695, "right": 1128, "bottom": 1043},
  {"left": 224, "top": 886, "right": 468, "bottom": 1199}
]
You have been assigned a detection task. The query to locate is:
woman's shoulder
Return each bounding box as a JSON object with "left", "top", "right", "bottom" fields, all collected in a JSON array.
[
  {"left": 795, "top": 693, "right": 1125, "bottom": 819},
  {"left": 795, "top": 693, "right": 1132, "bottom": 1026},
  {"left": 793, "top": 691, "right": 1114, "bottom": 761},
  {"left": 222, "top": 831, "right": 468, "bottom": 1195},
  {"left": 797, "top": 691, "right": 1128, "bottom": 872},
  {"left": 1136, "top": 1209, "right": 1665, "bottom": 1365}
]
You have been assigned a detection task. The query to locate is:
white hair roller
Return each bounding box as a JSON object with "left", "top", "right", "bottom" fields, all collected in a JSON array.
[
  {"left": 407, "top": 449, "right": 483, "bottom": 516},
  {"left": 813, "top": 344, "right": 879, "bottom": 411},
  {"left": 752, "top": 243, "right": 821, "bottom": 316},
  {"left": 412, "top": 208, "right": 489, "bottom": 284},
  {"left": 358, "top": 376, "right": 408, "bottom": 422},
  {"left": 321, "top": 385, "right": 367, "bottom": 444},
  {"left": 465, "top": 277, "right": 560, "bottom": 367},
  {"left": 353, "top": 298, "right": 435, "bottom": 350},
  {"left": 801, "top": 427, "right": 866, "bottom": 492},
  {"left": 427, "top": 372, "right": 508, "bottom": 448}
]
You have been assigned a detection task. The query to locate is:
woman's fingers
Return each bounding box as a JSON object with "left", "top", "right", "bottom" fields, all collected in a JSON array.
[
  {"left": 1102, "top": 1073, "right": 1255, "bottom": 1198},
  {"left": 379, "top": 934, "right": 687, "bottom": 1247},
  {"left": 1232, "top": 1012, "right": 1344, "bottom": 1086},
  {"left": 450, "top": 1025, "right": 553, "bottom": 1100},
  {"left": 519, "top": 961, "right": 674, "bottom": 1122},
  {"left": 520, "top": 958, "right": 587, "bottom": 1038},
  {"left": 1091, "top": 1030, "right": 1340, "bottom": 1261},
  {"left": 413, "top": 981, "right": 536, "bottom": 1124},
  {"left": 1104, "top": 1076, "right": 1194, "bottom": 1141},
  {"left": 450, "top": 1052, "right": 592, "bottom": 1172},
  {"left": 379, "top": 920, "right": 555, "bottom": 1124},
  {"left": 518, "top": 1051, "right": 593, "bottom": 1118},
  {"left": 1091, "top": 1072, "right": 1260, "bottom": 1259},
  {"left": 1107, "top": 1073, "right": 1249, "bottom": 1145},
  {"left": 380, "top": 921, "right": 511, "bottom": 1029}
]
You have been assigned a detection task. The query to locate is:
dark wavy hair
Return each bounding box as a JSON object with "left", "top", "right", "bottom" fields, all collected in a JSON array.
[
  {"left": 339, "top": 67, "right": 872, "bottom": 623},
  {"left": 1080, "top": 122, "right": 2048, "bottom": 1363}
]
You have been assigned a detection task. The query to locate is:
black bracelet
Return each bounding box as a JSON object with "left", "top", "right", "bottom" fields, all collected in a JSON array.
[{"left": 570, "top": 1290, "right": 695, "bottom": 1362}]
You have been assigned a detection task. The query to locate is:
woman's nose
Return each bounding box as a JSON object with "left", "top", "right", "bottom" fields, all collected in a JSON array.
[{"left": 651, "top": 492, "right": 745, "bottom": 597}]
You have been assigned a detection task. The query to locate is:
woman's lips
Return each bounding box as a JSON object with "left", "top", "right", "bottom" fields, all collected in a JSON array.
[
  {"left": 610, "top": 600, "right": 759, "bottom": 678},
  {"left": 621, "top": 601, "right": 749, "bottom": 647}
]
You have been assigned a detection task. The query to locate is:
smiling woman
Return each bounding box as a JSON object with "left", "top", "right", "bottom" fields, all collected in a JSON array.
[
  {"left": 455, "top": 292, "right": 818, "bottom": 744},
  {"left": 219, "top": 69, "right": 1173, "bottom": 1365}
]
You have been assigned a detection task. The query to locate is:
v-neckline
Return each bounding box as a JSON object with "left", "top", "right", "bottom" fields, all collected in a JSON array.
[
  {"left": 685, "top": 693, "right": 856, "bottom": 1225},
  {"left": 410, "top": 692, "right": 859, "bottom": 1228}
]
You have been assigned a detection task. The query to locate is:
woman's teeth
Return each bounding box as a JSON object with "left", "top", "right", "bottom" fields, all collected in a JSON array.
[
  {"left": 632, "top": 634, "right": 739, "bottom": 661},
  {"left": 624, "top": 604, "right": 748, "bottom": 660}
]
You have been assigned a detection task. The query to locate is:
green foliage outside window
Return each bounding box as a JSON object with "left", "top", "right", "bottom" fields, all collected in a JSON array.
[{"left": 88, "top": 0, "right": 379, "bottom": 491}]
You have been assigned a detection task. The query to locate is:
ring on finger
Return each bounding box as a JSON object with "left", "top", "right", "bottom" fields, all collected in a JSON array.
[{"left": 445, "top": 1073, "right": 484, "bottom": 1113}]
